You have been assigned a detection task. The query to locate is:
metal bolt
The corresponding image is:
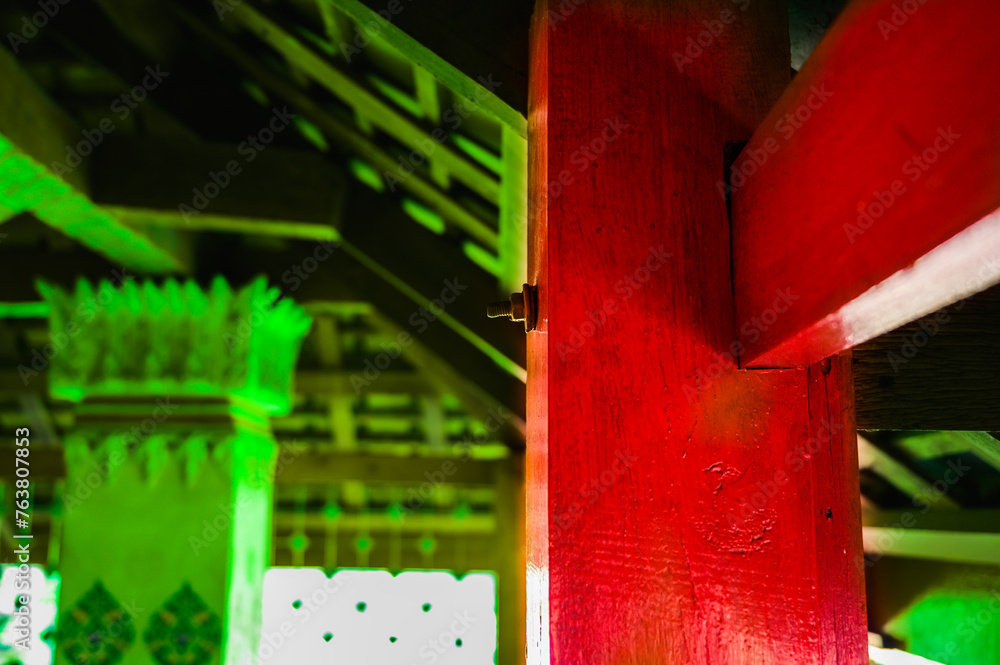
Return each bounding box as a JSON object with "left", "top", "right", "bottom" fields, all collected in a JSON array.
[
  {"left": 487, "top": 284, "right": 537, "bottom": 332},
  {"left": 486, "top": 301, "right": 514, "bottom": 319}
]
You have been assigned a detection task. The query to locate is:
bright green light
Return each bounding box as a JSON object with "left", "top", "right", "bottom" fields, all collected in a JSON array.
[
  {"left": 401, "top": 198, "right": 446, "bottom": 235},
  {"left": 888, "top": 588, "right": 1000, "bottom": 665},
  {"left": 241, "top": 80, "right": 271, "bottom": 106},
  {"left": 348, "top": 158, "right": 386, "bottom": 192},
  {"left": 293, "top": 117, "right": 330, "bottom": 152},
  {"left": 367, "top": 74, "right": 423, "bottom": 118},
  {"left": 450, "top": 133, "right": 502, "bottom": 174}
]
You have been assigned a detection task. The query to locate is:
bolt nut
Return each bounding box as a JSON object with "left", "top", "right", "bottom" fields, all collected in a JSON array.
[{"left": 487, "top": 284, "right": 537, "bottom": 332}]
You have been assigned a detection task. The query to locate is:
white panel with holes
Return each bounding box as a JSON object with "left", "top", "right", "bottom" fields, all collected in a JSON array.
[{"left": 260, "top": 568, "right": 497, "bottom": 664}]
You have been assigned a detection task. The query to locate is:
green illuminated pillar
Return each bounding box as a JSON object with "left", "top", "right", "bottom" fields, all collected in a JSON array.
[
  {"left": 41, "top": 277, "right": 311, "bottom": 665},
  {"left": 885, "top": 566, "right": 1000, "bottom": 665}
]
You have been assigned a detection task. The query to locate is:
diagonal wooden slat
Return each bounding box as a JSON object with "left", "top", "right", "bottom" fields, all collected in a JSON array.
[
  {"left": 960, "top": 432, "right": 1000, "bottom": 472},
  {"left": 227, "top": 2, "right": 501, "bottom": 205},
  {"left": 173, "top": 3, "right": 499, "bottom": 251},
  {"left": 857, "top": 435, "right": 960, "bottom": 510},
  {"left": 325, "top": 0, "right": 528, "bottom": 136}
]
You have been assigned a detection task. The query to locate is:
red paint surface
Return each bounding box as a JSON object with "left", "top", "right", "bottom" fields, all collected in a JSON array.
[
  {"left": 526, "top": 1, "right": 866, "bottom": 663},
  {"left": 733, "top": 0, "right": 1000, "bottom": 368}
]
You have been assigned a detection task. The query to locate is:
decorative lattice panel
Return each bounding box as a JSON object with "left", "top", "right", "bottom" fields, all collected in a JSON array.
[{"left": 260, "top": 568, "right": 496, "bottom": 664}]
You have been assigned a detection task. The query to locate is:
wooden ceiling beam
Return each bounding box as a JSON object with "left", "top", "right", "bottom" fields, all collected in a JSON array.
[
  {"left": 339, "top": 183, "right": 525, "bottom": 366},
  {"left": 295, "top": 369, "right": 436, "bottom": 396},
  {"left": 277, "top": 449, "right": 499, "bottom": 485},
  {"left": 863, "top": 525, "right": 1000, "bottom": 567},
  {"left": 88, "top": 136, "right": 347, "bottom": 231},
  {"left": 732, "top": 0, "right": 1000, "bottom": 367},
  {"left": 51, "top": 0, "right": 298, "bottom": 145},
  {"left": 0, "top": 48, "right": 189, "bottom": 274}
]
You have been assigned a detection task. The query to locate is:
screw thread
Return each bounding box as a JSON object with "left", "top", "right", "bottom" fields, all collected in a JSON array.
[{"left": 486, "top": 301, "right": 513, "bottom": 319}]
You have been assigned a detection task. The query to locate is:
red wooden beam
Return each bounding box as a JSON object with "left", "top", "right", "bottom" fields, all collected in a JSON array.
[
  {"left": 732, "top": 0, "right": 1000, "bottom": 368},
  {"left": 527, "top": 1, "right": 866, "bottom": 663}
]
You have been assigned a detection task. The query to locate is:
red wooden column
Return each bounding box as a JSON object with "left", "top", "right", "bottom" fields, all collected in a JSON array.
[{"left": 526, "top": 2, "right": 866, "bottom": 664}]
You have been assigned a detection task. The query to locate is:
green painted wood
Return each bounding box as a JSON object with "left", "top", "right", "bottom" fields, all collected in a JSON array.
[
  {"left": 497, "top": 125, "right": 528, "bottom": 294},
  {"left": 0, "top": 48, "right": 188, "bottom": 274},
  {"left": 229, "top": 3, "right": 501, "bottom": 205},
  {"left": 56, "top": 400, "right": 277, "bottom": 665},
  {"left": 173, "top": 4, "right": 498, "bottom": 250},
  {"left": 324, "top": 0, "right": 527, "bottom": 137},
  {"left": 880, "top": 564, "right": 1000, "bottom": 665},
  {"left": 857, "top": 435, "right": 961, "bottom": 510}
]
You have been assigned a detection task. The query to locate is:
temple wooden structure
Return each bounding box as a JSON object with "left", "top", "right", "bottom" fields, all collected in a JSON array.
[{"left": 0, "top": 0, "right": 999, "bottom": 663}]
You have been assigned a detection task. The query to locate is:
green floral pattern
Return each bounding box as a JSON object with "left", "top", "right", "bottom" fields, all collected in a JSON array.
[{"left": 143, "top": 583, "right": 221, "bottom": 665}]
